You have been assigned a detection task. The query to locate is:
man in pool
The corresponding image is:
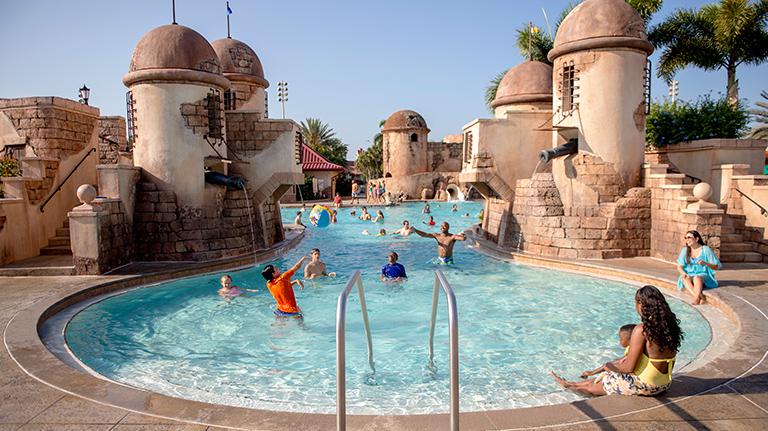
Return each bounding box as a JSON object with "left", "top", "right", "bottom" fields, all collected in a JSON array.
[
  {"left": 381, "top": 251, "right": 407, "bottom": 282},
  {"left": 413, "top": 222, "right": 465, "bottom": 264},
  {"left": 304, "top": 248, "right": 337, "bottom": 279},
  {"left": 262, "top": 256, "right": 307, "bottom": 317},
  {"left": 294, "top": 210, "right": 305, "bottom": 227},
  {"left": 393, "top": 220, "right": 414, "bottom": 236}
]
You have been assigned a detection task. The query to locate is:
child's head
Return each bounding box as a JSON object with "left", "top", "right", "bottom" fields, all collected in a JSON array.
[
  {"left": 220, "top": 274, "right": 232, "bottom": 288},
  {"left": 261, "top": 264, "right": 279, "bottom": 282},
  {"left": 619, "top": 324, "right": 636, "bottom": 347},
  {"left": 429, "top": 216, "right": 434, "bottom": 221},
  {"left": 377, "top": 210, "right": 383, "bottom": 216},
  {"left": 379, "top": 229, "right": 386, "bottom": 235}
]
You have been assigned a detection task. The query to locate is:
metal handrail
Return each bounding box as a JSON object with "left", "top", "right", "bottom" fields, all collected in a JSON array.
[
  {"left": 735, "top": 188, "right": 768, "bottom": 217},
  {"left": 39, "top": 147, "right": 96, "bottom": 213},
  {"left": 427, "top": 269, "right": 460, "bottom": 431},
  {"left": 336, "top": 270, "right": 375, "bottom": 431}
]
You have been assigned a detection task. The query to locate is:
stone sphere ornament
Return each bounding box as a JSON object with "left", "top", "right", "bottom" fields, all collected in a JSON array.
[
  {"left": 76, "top": 184, "right": 97, "bottom": 205},
  {"left": 692, "top": 182, "right": 712, "bottom": 202}
]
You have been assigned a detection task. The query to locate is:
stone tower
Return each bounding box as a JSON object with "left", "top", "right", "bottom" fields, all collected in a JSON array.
[
  {"left": 211, "top": 37, "right": 269, "bottom": 117},
  {"left": 382, "top": 110, "right": 430, "bottom": 177},
  {"left": 491, "top": 60, "right": 553, "bottom": 118},
  {"left": 547, "top": 0, "right": 653, "bottom": 207},
  {"left": 122, "top": 24, "right": 230, "bottom": 208}
]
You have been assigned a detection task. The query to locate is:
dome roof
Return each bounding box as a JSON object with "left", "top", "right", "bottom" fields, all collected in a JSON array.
[
  {"left": 211, "top": 38, "right": 269, "bottom": 88},
  {"left": 549, "top": 0, "right": 653, "bottom": 61},
  {"left": 382, "top": 110, "right": 429, "bottom": 132},
  {"left": 492, "top": 61, "right": 552, "bottom": 108},
  {"left": 123, "top": 24, "right": 229, "bottom": 88}
]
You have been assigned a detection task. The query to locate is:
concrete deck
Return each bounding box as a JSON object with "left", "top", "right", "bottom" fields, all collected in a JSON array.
[{"left": 1, "top": 236, "right": 767, "bottom": 430}]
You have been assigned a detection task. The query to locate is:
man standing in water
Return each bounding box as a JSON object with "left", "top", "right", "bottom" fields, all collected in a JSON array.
[
  {"left": 304, "top": 248, "right": 337, "bottom": 279},
  {"left": 413, "top": 222, "right": 466, "bottom": 264}
]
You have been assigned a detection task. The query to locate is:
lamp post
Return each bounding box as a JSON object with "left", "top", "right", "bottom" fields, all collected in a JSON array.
[
  {"left": 78, "top": 85, "right": 90, "bottom": 105},
  {"left": 668, "top": 80, "right": 679, "bottom": 104},
  {"left": 277, "top": 81, "right": 288, "bottom": 119}
]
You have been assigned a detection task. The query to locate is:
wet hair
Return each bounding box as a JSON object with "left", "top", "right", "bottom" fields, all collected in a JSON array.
[
  {"left": 379, "top": 229, "right": 386, "bottom": 235},
  {"left": 389, "top": 251, "right": 398, "bottom": 260},
  {"left": 684, "top": 230, "right": 706, "bottom": 264},
  {"left": 403, "top": 220, "right": 409, "bottom": 225},
  {"left": 635, "top": 285, "right": 684, "bottom": 353},
  {"left": 311, "top": 248, "right": 320, "bottom": 254},
  {"left": 221, "top": 274, "right": 232, "bottom": 282},
  {"left": 296, "top": 211, "right": 302, "bottom": 216},
  {"left": 261, "top": 264, "right": 276, "bottom": 281},
  {"left": 619, "top": 323, "right": 636, "bottom": 334},
  {"left": 377, "top": 210, "right": 384, "bottom": 216}
]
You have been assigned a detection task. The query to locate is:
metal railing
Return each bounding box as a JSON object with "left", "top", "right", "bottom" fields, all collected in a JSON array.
[
  {"left": 336, "top": 270, "right": 375, "bottom": 431},
  {"left": 735, "top": 188, "right": 768, "bottom": 218},
  {"left": 40, "top": 147, "right": 96, "bottom": 213},
  {"left": 427, "top": 269, "right": 460, "bottom": 431}
]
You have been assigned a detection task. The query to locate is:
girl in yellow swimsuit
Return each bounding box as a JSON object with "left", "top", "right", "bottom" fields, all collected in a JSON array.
[{"left": 551, "top": 285, "right": 683, "bottom": 397}]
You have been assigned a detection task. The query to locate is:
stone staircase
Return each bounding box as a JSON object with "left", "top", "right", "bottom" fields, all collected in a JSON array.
[
  {"left": 40, "top": 218, "right": 72, "bottom": 255},
  {"left": 720, "top": 216, "right": 764, "bottom": 263}
]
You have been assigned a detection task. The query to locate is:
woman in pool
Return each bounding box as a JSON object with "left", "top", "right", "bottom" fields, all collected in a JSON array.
[
  {"left": 551, "top": 285, "right": 682, "bottom": 397},
  {"left": 676, "top": 230, "right": 721, "bottom": 305},
  {"left": 372, "top": 210, "right": 385, "bottom": 223}
]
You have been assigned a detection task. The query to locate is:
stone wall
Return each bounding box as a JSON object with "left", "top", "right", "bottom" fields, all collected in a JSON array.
[
  {"left": 427, "top": 141, "right": 463, "bottom": 172},
  {"left": 229, "top": 82, "right": 262, "bottom": 110},
  {"left": 73, "top": 199, "right": 133, "bottom": 274},
  {"left": 224, "top": 113, "right": 295, "bottom": 157},
  {"left": 132, "top": 181, "right": 265, "bottom": 261},
  {"left": 0, "top": 97, "right": 98, "bottom": 159},
  {"left": 569, "top": 153, "right": 625, "bottom": 203},
  {"left": 98, "top": 116, "right": 127, "bottom": 164},
  {"left": 180, "top": 96, "right": 223, "bottom": 137},
  {"left": 483, "top": 198, "right": 512, "bottom": 246}
]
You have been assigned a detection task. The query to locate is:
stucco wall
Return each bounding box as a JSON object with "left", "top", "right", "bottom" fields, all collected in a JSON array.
[
  {"left": 383, "top": 130, "right": 428, "bottom": 177},
  {"left": 427, "top": 141, "right": 462, "bottom": 172}
]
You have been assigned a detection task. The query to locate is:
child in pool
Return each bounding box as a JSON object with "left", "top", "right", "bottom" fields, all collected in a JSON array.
[
  {"left": 218, "top": 275, "right": 258, "bottom": 300},
  {"left": 372, "top": 210, "right": 385, "bottom": 223},
  {"left": 262, "top": 257, "right": 307, "bottom": 317},
  {"left": 580, "top": 324, "right": 636, "bottom": 381},
  {"left": 362, "top": 229, "right": 387, "bottom": 237},
  {"left": 423, "top": 216, "right": 436, "bottom": 226}
]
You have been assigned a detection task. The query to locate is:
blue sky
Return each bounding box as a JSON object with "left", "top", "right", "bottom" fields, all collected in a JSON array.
[{"left": 1, "top": 0, "right": 765, "bottom": 158}]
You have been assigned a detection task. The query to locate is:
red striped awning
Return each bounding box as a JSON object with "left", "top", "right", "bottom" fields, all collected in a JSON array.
[{"left": 302, "top": 144, "right": 346, "bottom": 172}]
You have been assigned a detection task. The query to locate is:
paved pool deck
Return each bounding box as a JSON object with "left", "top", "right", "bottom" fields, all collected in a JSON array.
[{"left": 1, "top": 238, "right": 767, "bottom": 430}]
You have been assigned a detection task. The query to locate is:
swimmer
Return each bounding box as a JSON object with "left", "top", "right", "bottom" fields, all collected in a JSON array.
[
  {"left": 423, "top": 216, "right": 436, "bottom": 226},
  {"left": 218, "top": 274, "right": 258, "bottom": 300},
  {"left": 376, "top": 228, "right": 387, "bottom": 237},
  {"left": 294, "top": 210, "right": 305, "bottom": 227},
  {"left": 462, "top": 213, "right": 469, "bottom": 218},
  {"left": 331, "top": 209, "right": 338, "bottom": 224},
  {"left": 451, "top": 204, "right": 458, "bottom": 212},
  {"left": 413, "top": 222, "right": 465, "bottom": 264},
  {"left": 422, "top": 202, "right": 431, "bottom": 214},
  {"left": 350, "top": 209, "right": 357, "bottom": 217},
  {"left": 304, "top": 248, "right": 337, "bottom": 279},
  {"left": 359, "top": 206, "right": 372, "bottom": 221},
  {"left": 381, "top": 251, "right": 407, "bottom": 282},
  {"left": 262, "top": 257, "right": 307, "bottom": 317},
  {"left": 372, "top": 209, "right": 385, "bottom": 223},
  {"left": 393, "top": 220, "right": 414, "bottom": 236}
]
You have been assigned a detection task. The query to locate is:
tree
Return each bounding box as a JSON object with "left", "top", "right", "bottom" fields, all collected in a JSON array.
[
  {"left": 627, "top": 0, "right": 663, "bottom": 23},
  {"left": 355, "top": 120, "right": 385, "bottom": 180},
  {"left": 299, "top": 118, "right": 349, "bottom": 167},
  {"left": 484, "top": 70, "right": 506, "bottom": 113},
  {"left": 750, "top": 90, "right": 768, "bottom": 139},
  {"left": 649, "top": 0, "right": 768, "bottom": 105}
]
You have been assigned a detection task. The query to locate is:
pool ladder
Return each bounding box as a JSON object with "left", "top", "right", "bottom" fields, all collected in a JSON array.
[{"left": 336, "top": 269, "right": 459, "bottom": 431}]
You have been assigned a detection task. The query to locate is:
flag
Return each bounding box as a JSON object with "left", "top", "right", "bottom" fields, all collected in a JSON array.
[{"left": 227, "top": 2, "right": 233, "bottom": 15}]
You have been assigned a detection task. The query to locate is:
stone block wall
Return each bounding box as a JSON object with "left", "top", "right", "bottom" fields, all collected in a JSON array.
[
  {"left": 98, "top": 116, "right": 127, "bottom": 164},
  {"left": 73, "top": 199, "right": 133, "bottom": 274},
  {"left": 484, "top": 198, "right": 512, "bottom": 246},
  {"left": 427, "top": 141, "right": 463, "bottom": 172},
  {"left": 132, "top": 182, "right": 265, "bottom": 261},
  {"left": 570, "top": 153, "right": 625, "bottom": 203},
  {"left": 228, "top": 82, "right": 262, "bottom": 110},
  {"left": 0, "top": 97, "right": 98, "bottom": 159},
  {"left": 180, "top": 97, "right": 223, "bottom": 137},
  {"left": 224, "top": 114, "right": 294, "bottom": 157}
]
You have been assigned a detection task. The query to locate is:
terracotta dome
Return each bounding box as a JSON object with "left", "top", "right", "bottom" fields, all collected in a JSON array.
[
  {"left": 492, "top": 61, "right": 552, "bottom": 108},
  {"left": 211, "top": 38, "right": 269, "bottom": 88},
  {"left": 382, "top": 110, "right": 429, "bottom": 132},
  {"left": 548, "top": 0, "right": 653, "bottom": 61},
  {"left": 123, "top": 24, "right": 229, "bottom": 87}
]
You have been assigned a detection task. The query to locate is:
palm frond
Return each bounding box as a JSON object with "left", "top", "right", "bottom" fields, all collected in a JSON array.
[{"left": 485, "top": 70, "right": 507, "bottom": 113}]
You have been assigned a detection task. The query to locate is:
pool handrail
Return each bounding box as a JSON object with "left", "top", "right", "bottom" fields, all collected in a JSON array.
[
  {"left": 336, "top": 270, "right": 375, "bottom": 431},
  {"left": 428, "top": 269, "right": 460, "bottom": 431}
]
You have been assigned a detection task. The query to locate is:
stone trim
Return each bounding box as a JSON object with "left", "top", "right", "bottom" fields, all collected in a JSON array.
[
  {"left": 123, "top": 68, "right": 231, "bottom": 88},
  {"left": 548, "top": 36, "right": 653, "bottom": 61}
]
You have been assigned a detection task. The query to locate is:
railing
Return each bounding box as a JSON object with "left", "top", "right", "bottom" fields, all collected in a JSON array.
[
  {"left": 336, "top": 270, "right": 375, "bottom": 431},
  {"left": 735, "top": 188, "right": 768, "bottom": 218},
  {"left": 40, "top": 147, "right": 95, "bottom": 213},
  {"left": 427, "top": 269, "right": 460, "bottom": 431}
]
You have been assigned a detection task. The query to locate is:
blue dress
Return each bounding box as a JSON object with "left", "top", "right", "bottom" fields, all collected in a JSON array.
[{"left": 676, "top": 245, "right": 722, "bottom": 290}]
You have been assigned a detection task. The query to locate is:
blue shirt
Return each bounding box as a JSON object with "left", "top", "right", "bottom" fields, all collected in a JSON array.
[
  {"left": 676, "top": 245, "right": 721, "bottom": 290},
  {"left": 381, "top": 263, "right": 407, "bottom": 279}
]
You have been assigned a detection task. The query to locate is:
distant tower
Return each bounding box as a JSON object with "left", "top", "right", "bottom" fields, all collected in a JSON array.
[
  {"left": 381, "top": 110, "right": 430, "bottom": 177},
  {"left": 123, "top": 24, "right": 230, "bottom": 208},
  {"left": 491, "top": 60, "right": 552, "bottom": 118},
  {"left": 547, "top": 0, "right": 653, "bottom": 204},
  {"left": 211, "top": 38, "right": 269, "bottom": 116}
]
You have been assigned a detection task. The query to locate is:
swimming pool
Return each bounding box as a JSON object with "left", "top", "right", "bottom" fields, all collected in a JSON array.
[{"left": 64, "top": 201, "right": 710, "bottom": 414}]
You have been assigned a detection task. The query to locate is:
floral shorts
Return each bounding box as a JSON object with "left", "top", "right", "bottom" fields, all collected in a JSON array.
[{"left": 601, "top": 371, "right": 670, "bottom": 396}]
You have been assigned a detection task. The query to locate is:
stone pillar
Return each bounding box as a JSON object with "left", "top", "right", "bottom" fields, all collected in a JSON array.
[
  {"left": 69, "top": 184, "right": 107, "bottom": 275},
  {"left": 717, "top": 164, "right": 750, "bottom": 204},
  {"left": 97, "top": 164, "right": 140, "bottom": 222}
]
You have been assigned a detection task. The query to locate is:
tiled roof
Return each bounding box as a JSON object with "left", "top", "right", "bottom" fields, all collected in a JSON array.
[{"left": 302, "top": 144, "right": 345, "bottom": 172}]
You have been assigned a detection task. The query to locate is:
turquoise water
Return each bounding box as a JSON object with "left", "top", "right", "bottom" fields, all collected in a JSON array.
[{"left": 65, "top": 201, "right": 710, "bottom": 414}]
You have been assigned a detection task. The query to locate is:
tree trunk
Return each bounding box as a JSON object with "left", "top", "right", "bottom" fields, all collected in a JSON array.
[{"left": 726, "top": 63, "right": 739, "bottom": 106}]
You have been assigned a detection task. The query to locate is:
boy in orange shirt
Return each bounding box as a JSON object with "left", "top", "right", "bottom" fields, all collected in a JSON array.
[{"left": 262, "top": 256, "right": 307, "bottom": 317}]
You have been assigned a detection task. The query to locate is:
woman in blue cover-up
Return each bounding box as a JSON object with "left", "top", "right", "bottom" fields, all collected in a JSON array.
[{"left": 676, "top": 230, "right": 722, "bottom": 305}]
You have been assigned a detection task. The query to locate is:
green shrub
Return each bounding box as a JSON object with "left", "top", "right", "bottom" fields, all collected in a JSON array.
[
  {"left": 646, "top": 95, "right": 749, "bottom": 148},
  {"left": 0, "top": 157, "right": 21, "bottom": 177}
]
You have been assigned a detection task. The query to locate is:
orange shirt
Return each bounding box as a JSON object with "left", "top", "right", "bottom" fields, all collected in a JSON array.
[{"left": 267, "top": 268, "right": 300, "bottom": 313}]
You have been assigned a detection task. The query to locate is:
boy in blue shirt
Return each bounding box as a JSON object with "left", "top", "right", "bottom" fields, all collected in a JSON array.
[{"left": 381, "top": 251, "right": 407, "bottom": 281}]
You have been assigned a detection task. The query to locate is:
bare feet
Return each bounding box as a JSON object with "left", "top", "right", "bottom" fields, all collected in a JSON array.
[{"left": 550, "top": 371, "right": 570, "bottom": 389}]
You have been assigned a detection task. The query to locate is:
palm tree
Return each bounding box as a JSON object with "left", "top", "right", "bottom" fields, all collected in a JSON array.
[
  {"left": 649, "top": 0, "right": 768, "bottom": 105},
  {"left": 484, "top": 70, "right": 506, "bottom": 113},
  {"left": 299, "top": 118, "right": 348, "bottom": 167},
  {"left": 356, "top": 120, "right": 385, "bottom": 180},
  {"left": 627, "top": 0, "right": 664, "bottom": 24},
  {"left": 750, "top": 90, "right": 768, "bottom": 139}
]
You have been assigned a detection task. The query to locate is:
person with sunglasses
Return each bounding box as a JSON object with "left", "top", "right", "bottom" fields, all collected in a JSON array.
[{"left": 676, "top": 230, "right": 722, "bottom": 305}]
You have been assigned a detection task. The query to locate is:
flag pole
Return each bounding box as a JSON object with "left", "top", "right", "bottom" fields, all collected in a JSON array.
[
  {"left": 227, "top": 1, "right": 231, "bottom": 38},
  {"left": 172, "top": 0, "right": 177, "bottom": 24}
]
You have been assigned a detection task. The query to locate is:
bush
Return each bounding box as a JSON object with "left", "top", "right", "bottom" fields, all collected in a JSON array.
[
  {"left": 0, "top": 157, "right": 21, "bottom": 177},
  {"left": 646, "top": 95, "right": 749, "bottom": 148}
]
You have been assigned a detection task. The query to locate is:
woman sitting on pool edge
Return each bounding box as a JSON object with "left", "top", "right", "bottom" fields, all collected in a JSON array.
[
  {"left": 676, "top": 230, "right": 721, "bottom": 305},
  {"left": 551, "top": 285, "right": 682, "bottom": 397}
]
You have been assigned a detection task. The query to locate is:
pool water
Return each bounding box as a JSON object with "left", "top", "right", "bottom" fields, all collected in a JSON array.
[{"left": 65, "top": 201, "right": 710, "bottom": 414}]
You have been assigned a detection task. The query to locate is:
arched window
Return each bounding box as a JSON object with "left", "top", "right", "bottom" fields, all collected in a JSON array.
[
  {"left": 385, "top": 172, "right": 392, "bottom": 178},
  {"left": 410, "top": 133, "right": 418, "bottom": 142}
]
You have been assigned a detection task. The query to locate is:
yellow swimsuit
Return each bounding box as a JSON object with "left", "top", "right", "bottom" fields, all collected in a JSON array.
[
  {"left": 633, "top": 353, "right": 676, "bottom": 387},
  {"left": 602, "top": 350, "right": 676, "bottom": 396}
]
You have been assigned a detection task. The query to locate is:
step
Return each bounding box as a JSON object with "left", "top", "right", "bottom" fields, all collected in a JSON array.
[
  {"left": 720, "top": 233, "right": 745, "bottom": 243},
  {"left": 63, "top": 218, "right": 70, "bottom": 228},
  {"left": 39, "top": 245, "right": 72, "bottom": 255},
  {"left": 720, "top": 225, "right": 735, "bottom": 235},
  {"left": 56, "top": 227, "right": 70, "bottom": 237},
  {"left": 0, "top": 266, "right": 75, "bottom": 276},
  {"left": 720, "top": 242, "right": 756, "bottom": 252},
  {"left": 47, "top": 236, "right": 71, "bottom": 247},
  {"left": 720, "top": 251, "right": 764, "bottom": 263}
]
